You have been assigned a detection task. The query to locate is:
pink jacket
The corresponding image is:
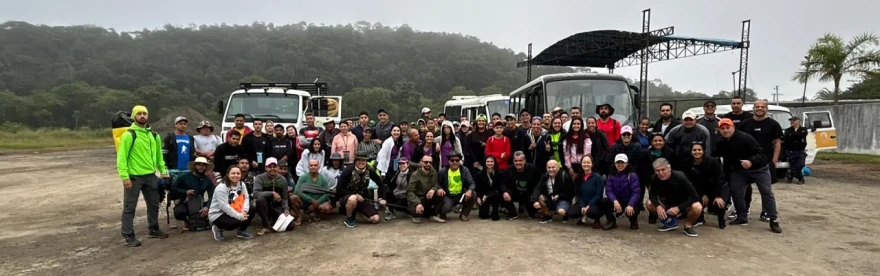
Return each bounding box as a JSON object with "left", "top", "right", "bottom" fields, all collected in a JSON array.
[
  {"left": 563, "top": 138, "right": 593, "bottom": 168},
  {"left": 331, "top": 132, "right": 359, "bottom": 163}
]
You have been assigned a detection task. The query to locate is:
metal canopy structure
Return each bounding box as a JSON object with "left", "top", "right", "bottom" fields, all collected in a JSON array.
[{"left": 517, "top": 9, "right": 751, "bottom": 118}]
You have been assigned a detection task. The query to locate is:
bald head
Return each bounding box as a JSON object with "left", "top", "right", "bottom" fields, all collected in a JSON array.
[
  {"left": 308, "top": 159, "right": 320, "bottom": 173},
  {"left": 546, "top": 160, "right": 559, "bottom": 176}
]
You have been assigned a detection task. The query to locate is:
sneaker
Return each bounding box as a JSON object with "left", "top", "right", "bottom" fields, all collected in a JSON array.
[
  {"left": 658, "top": 217, "right": 679, "bottom": 232},
  {"left": 729, "top": 219, "right": 749, "bottom": 226},
  {"left": 683, "top": 226, "right": 698, "bottom": 237},
  {"left": 592, "top": 220, "right": 603, "bottom": 229},
  {"left": 658, "top": 223, "right": 679, "bottom": 232},
  {"left": 439, "top": 214, "right": 448, "bottom": 220},
  {"left": 411, "top": 216, "right": 423, "bottom": 224},
  {"left": 760, "top": 212, "right": 770, "bottom": 222},
  {"left": 453, "top": 204, "right": 462, "bottom": 213},
  {"left": 124, "top": 235, "right": 142, "bottom": 247},
  {"left": 602, "top": 221, "right": 618, "bottom": 231},
  {"left": 562, "top": 216, "right": 570, "bottom": 223},
  {"left": 629, "top": 220, "right": 639, "bottom": 230},
  {"left": 797, "top": 179, "right": 805, "bottom": 185},
  {"left": 148, "top": 228, "right": 169, "bottom": 239},
  {"left": 786, "top": 175, "right": 793, "bottom": 183},
  {"left": 344, "top": 217, "right": 358, "bottom": 228},
  {"left": 384, "top": 210, "right": 396, "bottom": 221},
  {"left": 717, "top": 215, "right": 727, "bottom": 230},
  {"left": 506, "top": 216, "right": 519, "bottom": 221},
  {"left": 770, "top": 220, "right": 783, "bottom": 233},
  {"left": 727, "top": 212, "right": 738, "bottom": 219},
  {"left": 694, "top": 214, "right": 705, "bottom": 227},
  {"left": 539, "top": 216, "right": 552, "bottom": 224},
  {"left": 211, "top": 225, "right": 225, "bottom": 241},
  {"left": 236, "top": 230, "right": 254, "bottom": 239},
  {"left": 430, "top": 216, "right": 446, "bottom": 223},
  {"left": 648, "top": 214, "right": 658, "bottom": 224}
]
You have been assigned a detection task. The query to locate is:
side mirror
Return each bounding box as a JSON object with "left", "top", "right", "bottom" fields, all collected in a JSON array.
[
  {"left": 629, "top": 85, "right": 640, "bottom": 93},
  {"left": 633, "top": 93, "right": 641, "bottom": 108},
  {"left": 811, "top": 120, "right": 821, "bottom": 132},
  {"left": 216, "top": 100, "right": 224, "bottom": 115}
]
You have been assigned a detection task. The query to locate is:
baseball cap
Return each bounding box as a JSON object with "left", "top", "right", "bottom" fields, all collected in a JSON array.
[
  {"left": 683, "top": 111, "right": 696, "bottom": 120},
  {"left": 278, "top": 162, "right": 288, "bottom": 168},
  {"left": 788, "top": 116, "right": 800, "bottom": 121},
  {"left": 174, "top": 116, "right": 188, "bottom": 124},
  {"left": 552, "top": 107, "right": 564, "bottom": 112},
  {"left": 421, "top": 107, "right": 431, "bottom": 114},
  {"left": 460, "top": 121, "right": 471, "bottom": 128},
  {"left": 614, "top": 153, "right": 629, "bottom": 163},
  {"left": 718, "top": 118, "right": 734, "bottom": 127},
  {"left": 398, "top": 157, "right": 409, "bottom": 163},
  {"left": 621, "top": 125, "right": 633, "bottom": 134},
  {"left": 505, "top": 113, "right": 517, "bottom": 120},
  {"left": 265, "top": 157, "right": 279, "bottom": 167}
]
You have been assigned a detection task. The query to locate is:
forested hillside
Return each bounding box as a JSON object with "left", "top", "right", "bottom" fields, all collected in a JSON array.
[{"left": 1, "top": 20, "right": 765, "bottom": 128}]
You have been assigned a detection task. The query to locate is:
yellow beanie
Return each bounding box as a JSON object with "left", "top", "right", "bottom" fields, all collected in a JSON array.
[{"left": 131, "top": 105, "right": 148, "bottom": 118}]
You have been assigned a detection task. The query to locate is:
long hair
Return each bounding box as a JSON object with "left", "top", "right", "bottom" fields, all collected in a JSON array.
[
  {"left": 223, "top": 165, "right": 242, "bottom": 187},
  {"left": 390, "top": 125, "right": 405, "bottom": 148},
  {"left": 564, "top": 117, "right": 589, "bottom": 154},
  {"left": 440, "top": 123, "right": 457, "bottom": 149},
  {"left": 549, "top": 117, "right": 564, "bottom": 134},
  {"left": 307, "top": 138, "right": 322, "bottom": 154}
]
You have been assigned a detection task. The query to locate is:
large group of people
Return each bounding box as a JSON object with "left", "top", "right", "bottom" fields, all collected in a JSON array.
[{"left": 116, "top": 97, "right": 802, "bottom": 246}]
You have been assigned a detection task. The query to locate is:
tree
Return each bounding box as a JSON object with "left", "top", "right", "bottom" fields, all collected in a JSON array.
[
  {"left": 813, "top": 88, "right": 834, "bottom": 100},
  {"left": 792, "top": 33, "right": 880, "bottom": 104}
]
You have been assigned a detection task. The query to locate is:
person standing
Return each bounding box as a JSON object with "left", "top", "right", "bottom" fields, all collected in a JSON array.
[
  {"left": 242, "top": 119, "right": 272, "bottom": 173},
  {"left": 738, "top": 100, "right": 784, "bottom": 222},
  {"left": 651, "top": 103, "right": 680, "bottom": 137},
  {"left": 782, "top": 117, "right": 808, "bottom": 184},
  {"left": 116, "top": 105, "right": 169, "bottom": 247},
  {"left": 696, "top": 100, "right": 720, "bottom": 149},
  {"left": 374, "top": 109, "right": 396, "bottom": 141},
  {"left": 595, "top": 104, "right": 622, "bottom": 146},
  {"left": 194, "top": 121, "right": 222, "bottom": 161}
]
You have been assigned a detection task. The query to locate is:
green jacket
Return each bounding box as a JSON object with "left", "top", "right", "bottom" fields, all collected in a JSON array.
[
  {"left": 407, "top": 167, "right": 438, "bottom": 208},
  {"left": 117, "top": 124, "right": 167, "bottom": 180},
  {"left": 295, "top": 173, "right": 331, "bottom": 203}
]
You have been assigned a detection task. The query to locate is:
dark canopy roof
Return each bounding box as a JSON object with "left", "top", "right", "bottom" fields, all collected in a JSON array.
[{"left": 519, "top": 29, "right": 741, "bottom": 68}]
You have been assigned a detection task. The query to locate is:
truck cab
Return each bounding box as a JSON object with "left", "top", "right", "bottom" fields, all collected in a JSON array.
[{"left": 217, "top": 83, "right": 342, "bottom": 141}]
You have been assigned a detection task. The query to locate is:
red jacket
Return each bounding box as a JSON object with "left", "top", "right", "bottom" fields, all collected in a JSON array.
[
  {"left": 485, "top": 135, "right": 511, "bottom": 170},
  {"left": 597, "top": 118, "right": 621, "bottom": 146}
]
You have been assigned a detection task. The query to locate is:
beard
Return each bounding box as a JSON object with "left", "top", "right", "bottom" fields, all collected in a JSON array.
[
  {"left": 661, "top": 113, "right": 671, "bottom": 119},
  {"left": 195, "top": 168, "right": 206, "bottom": 175},
  {"left": 599, "top": 112, "right": 610, "bottom": 119},
  {"left": 136, "top": 118, "right": 148, "bottom": 124}
]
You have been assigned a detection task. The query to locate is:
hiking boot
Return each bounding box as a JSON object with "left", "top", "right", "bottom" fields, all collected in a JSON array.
[
  {"left": 236, "top": 230, "right": 254, "bottom": 239},
  {"left": 411, "top": 216, "right": 422, "bottom": 223},
  {"left": 770, "top": 220, "right": 783, "bottom": 233},
  {"left": 592, "top": 220, "right": 603, "bottom": 229},
  {"left": 629, "top": 219, "right": 639, "bottom": 230},
  {"left": 148, "top": 228, "right": 169, "bottom": 239},
  {"left": 211, "top": 225, "right": 225, "bottom": 241},
  {"left": 124, "top": 235, "right": 142, "bottom": 247},
  {"left": 602, "top": 221, "right": 618, "bottom": 231},
  {"left": 344, "top": 217, "right": 358, "bottom": 228},
  {"left": 729, "top": 219, "right": 749, "bottom": 226},
  {"left": 539, "top": 216, "right": 552, "bottom": 224},
  {"left": 717, "top": 215, "right": 727, "bottom": 230},
  {"left": 430, "top": 216, "right": 446, "bottom": 223},
  {"left": 683, "top": 226, "right": 698, "bottom": 237}
]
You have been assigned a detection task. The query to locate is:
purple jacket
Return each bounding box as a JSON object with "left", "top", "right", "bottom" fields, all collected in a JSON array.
[{"left": 605, "top": 172, "right": 641, "bottom": 207}]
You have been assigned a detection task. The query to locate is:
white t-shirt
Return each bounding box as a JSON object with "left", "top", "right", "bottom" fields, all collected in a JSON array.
[
  {"left": 194, "top": 135, "right": 222, "bottom": 152},
  {"left": 546, "top": 177, "right": 554, "bottom": 194}
]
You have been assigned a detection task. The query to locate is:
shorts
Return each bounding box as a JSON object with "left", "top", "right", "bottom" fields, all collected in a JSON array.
[
  {"left": 300, "top": 199, "right": 330, "bottom": 210},
  {"left": 546, "top": 199, "right": 571, "bottom": 212},
  {"left": 338, "top": 194, "right": 379, "bottom": 218}
]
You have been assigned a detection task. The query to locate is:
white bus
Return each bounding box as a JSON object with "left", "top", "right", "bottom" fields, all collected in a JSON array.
[
  {"left": 443, "top": 94, "right": 510, "bottom": 122},
  {"left": 508, "top": 73, "right": 641, "bottom": 125},
  {"left": 217, "top": 83, "right": 342, "bottom": 141}
]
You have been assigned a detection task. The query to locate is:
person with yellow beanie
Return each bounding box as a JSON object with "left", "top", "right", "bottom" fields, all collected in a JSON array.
[{"left": 117, "top": 105, "right": 170, "bottom": 247}]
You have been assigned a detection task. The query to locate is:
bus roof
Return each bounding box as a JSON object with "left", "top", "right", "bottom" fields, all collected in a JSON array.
[
  {"left": 445, "top": 94, "right": 508, "bottom": 107},
  {"left": 508, "top": 72, "right": 629, "bottom": 97},
  {"left": 230, "top": 88, "right": 313, "bottom": 96}
]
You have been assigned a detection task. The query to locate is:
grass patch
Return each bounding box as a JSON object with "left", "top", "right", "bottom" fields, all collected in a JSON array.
[
  {"left": 816, "top": 152, "right": 880, "bottom": 166},
  {"left": 0, "top": 123, "right": 113, "bottom": 151}
]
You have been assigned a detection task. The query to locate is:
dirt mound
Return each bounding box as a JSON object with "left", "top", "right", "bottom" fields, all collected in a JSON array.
[{"left": 152, "top": 107, "right": 217, "bottom": 135}]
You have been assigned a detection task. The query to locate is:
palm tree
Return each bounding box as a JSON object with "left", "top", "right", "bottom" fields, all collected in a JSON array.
[
  {"left": 792, "top": 33, "right": 880, "bottom": 104},
  {"left": 813, "top": 88, "right": 834, "bottom": 100}
]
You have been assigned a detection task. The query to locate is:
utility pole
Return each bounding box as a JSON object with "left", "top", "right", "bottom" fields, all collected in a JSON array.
[{"left": 771, "top": 85, "right": 783, "bottom": 104}]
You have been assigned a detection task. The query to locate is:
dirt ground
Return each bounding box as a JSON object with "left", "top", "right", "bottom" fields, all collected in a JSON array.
[{"left": 1, "top": 149, "right": 878, "bottom": 276}]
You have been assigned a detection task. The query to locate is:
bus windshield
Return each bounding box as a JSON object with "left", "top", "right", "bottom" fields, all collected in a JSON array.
[
  {"left": 225, "top": 94, "right": 301, "bottom": 123},
  {"left": 545, "top": 79, "right": 633, "bottom": 123},
  {"left": 486, "top": 100, "right": 508, "bottom": 117},
  {"left": 768, "top": 110, "right": 792, "bottom": 129}
]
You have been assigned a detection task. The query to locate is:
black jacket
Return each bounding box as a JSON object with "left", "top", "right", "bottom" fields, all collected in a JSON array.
[
  {"left": 503, "top": 127, "right": 529, "bottom": 161},
  {"left": 609, "top": 140, "right": 645, "bottom": 173},
  {"left": 649, "top": 170, "right": 700, "bottom": 211},
  {"left": 651, "top": 118, "right": 681, "bottom": 137},
  {"left": 713, "top": 130, "right": 768, "bottom": 172},
  {"left": 336, "top": 164, "right": 385, "bottom": 198},
  {"left": 530, "top": 171, "right": 575, "bottom": 202},
  {"left": 639, "top": 146, "right": 676, "bottom": 183},
  {"left": 170, "top": 171, "right": 214, "bottom": 202},
  {"left": 162, "top": 133, "right": 195, "bottom": 171},
  {"left": 682, "top": 157, "right": 727, "bottom": 198},
  {"left": 242, "top": 132, "right": 273, "bottom": 170},
  {"left": 476, "top": 168, "right": 507, "bottom": 196},
  {"left": 782, "top": 127, "right": 808, "bottom": 151},
  {"left": 586, "top": 130, "right": 611, "bottom": 174},
  {"left": 213, "top": 143, "right": 246, "bottom": 176},
  {"left": 503, "top": 163, "right": 541, "bottom": 195}
]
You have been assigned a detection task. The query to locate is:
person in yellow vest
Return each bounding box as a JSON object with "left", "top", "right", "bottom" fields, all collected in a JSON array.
[
  {"left": 436, "top": 153, "right": 477, "bottom": 221},
  {"left": 116, "top": 105, "right": 169, "bottom": 247}
]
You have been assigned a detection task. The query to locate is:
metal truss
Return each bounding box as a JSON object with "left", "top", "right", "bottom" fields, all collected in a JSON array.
[
  {"left": 615, "top": 38, "right": 742, "bottom": 68},
  {"left": 737, "top": 20, "right": 751, "bottom": 97}
]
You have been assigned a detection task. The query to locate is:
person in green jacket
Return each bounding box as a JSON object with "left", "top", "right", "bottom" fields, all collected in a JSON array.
[
  {"left": 295, "top": 159, "right": 334, "bottom": 220},
  {"left": 407, "top": 155, "right": 444, "bottom": 224},
  {"left": 116, "top": 105, "right": 170, "bottom": 247}
]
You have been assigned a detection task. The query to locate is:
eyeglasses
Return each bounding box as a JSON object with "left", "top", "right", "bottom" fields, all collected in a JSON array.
[
  {"left": 422, "top": 161, "right": 433, "bottom": 164},
  {"left": 621, "top": 133, "right": 632, "bottom": 136},
  {"left": 704, "top": 105, "right": 716, "bottom": 108}
]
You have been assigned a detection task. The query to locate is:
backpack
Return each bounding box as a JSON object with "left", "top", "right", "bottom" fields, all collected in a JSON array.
[
  {"left": 126, "top": 129, "right": 164, "bottom": 200},
  {"left": 126, "top": 129, "right": 159, "bottom": 158},
  {"left": 185, "top": 197, "right": 209, "bottom": 231}
]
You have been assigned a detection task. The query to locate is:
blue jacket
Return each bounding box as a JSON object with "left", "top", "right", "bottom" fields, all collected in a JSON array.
[
  {"left": 605, "top": 172, "right": 641, "bottom": 207},
  {"left": 576, "top": 172, "right": 604, "bottom": 208}
]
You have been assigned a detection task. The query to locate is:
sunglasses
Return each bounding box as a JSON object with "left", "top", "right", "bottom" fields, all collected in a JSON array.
[
  {"left": 621, "top": 133, "right": 632, "bottom": 136},
  {"left": 422, "top": 161, "right": 433, "bottom": 164},
  {"left": 449, "top": 159, "right": 461, "bottom": 163},
  {"left": 705, "top": 105, "right": 716, "bottom": 108}
]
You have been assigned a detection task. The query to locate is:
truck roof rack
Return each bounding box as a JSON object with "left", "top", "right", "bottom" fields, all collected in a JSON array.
[{"left": 239, "top": 83, "right": 329, "bottom": 96}]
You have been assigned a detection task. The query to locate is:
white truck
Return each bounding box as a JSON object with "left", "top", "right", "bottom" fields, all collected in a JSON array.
[{"left": 216, "top": 83, "right": 342, "bottom": 141}]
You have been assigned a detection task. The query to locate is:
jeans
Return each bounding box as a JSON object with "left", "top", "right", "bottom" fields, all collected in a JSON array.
[
  {"left": 730, "top": 165, "right": 778, "bottom": 221},
  {"left": 409, "top": 196, "right": 443, "bottom": 218},
  {"left": 121, "top": 174, "right": 161, "bottom": 237},
  {"left": 567, "top": 198, "right": 614, "bottom": 221},
  {"left": 786, "top": 150, "right": 807, "bottom": 180},
  {"left": 213, "top": 213, "right": 252, "bottom": 231},
  {"left": 254, "top": 196, "right": 294, "bottom": 231},
  {"left": 478, "top": 193, "right": 517, "bottom": 219}
]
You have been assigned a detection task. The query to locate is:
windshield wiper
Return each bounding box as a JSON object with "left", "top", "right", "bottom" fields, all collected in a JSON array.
[{"left": 252, "top": 114, "right": 283, "bottom": 121}]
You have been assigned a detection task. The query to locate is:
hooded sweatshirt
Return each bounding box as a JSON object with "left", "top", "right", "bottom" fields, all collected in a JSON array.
[
  {"left": 117, "top": 124, "right": 168, "bottom": 180},
  {"left": 209, "top": 182, "right": 250, "bottom": 222},
  {"left": 435, "top": 121, "right": 464, "bottom": 167},
  {"left": 407, "top": 167, "right": 438, "bottom": 208},
  {"left": 331, "top": 131, "right": 359, "bottom": 164}
]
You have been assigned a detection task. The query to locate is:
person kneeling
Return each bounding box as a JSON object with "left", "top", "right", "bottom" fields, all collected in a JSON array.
[
  {"left": 531, "top": 160, "right": 574, "bottom": 224},
  {"left": 253, "top": 158, "right": 300, "bottom": 236},
  {"left": 407, "top": 156, "right": 444, "bottom": 223},
  {"left": 295, "top": 159, "right": 335, "bottom": 221},
  {"left": 208, "top": 166, "right": 254, "bottom": 241},
  {"left": 337, "top": 154, "right": 387, "bottom": 228},
  {"left": 171, "top": 157, "right": 215, "bottom": 231},
  {"left": 437, "top": 153, "right": 477, "bottom": 221},
  {"left": 567, "top": 156, "right": 614, "bottom": 228},
  {"left": 646, "top": 158, "right": 703, "bottom": 237},
  {"left": 604, "top": 154, "right": 643, "bottom": 230}
]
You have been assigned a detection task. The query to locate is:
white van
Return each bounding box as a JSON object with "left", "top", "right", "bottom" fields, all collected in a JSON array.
[{"left": 683, "top": 104, "right": 837, "bottom": 177}]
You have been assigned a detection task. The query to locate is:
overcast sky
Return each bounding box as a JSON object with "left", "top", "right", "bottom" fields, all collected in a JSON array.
[{"left": 2, "top": 0, "right": 877, "bottom": 100}]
